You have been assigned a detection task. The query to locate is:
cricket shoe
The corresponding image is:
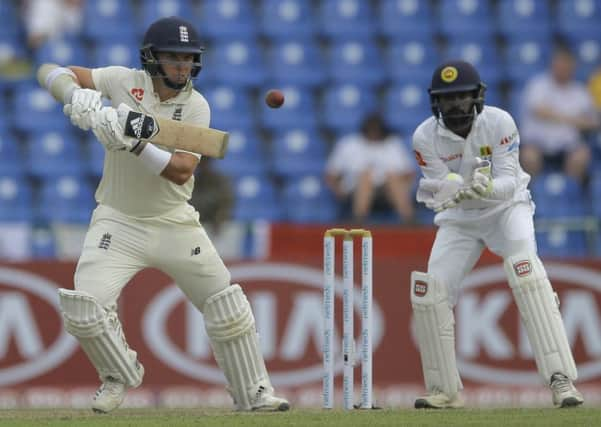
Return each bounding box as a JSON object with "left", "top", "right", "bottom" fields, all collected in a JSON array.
[
  {"left": 550, "top": 373, "right": 584, "bottom": 408},
  {"left": 92, "top": 364, "right": 145, "bottom": 413},
  {"left": 250, "top": 385, "right": 290, "bottom": 412},
  {"left": 414, "top": 391, "right": 464, "bottom": 409}
]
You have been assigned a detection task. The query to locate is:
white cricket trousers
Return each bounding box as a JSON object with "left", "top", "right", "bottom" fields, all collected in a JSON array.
[
  {"left": 74, "top": 203, "right": 231, "bottom": 310},
  {"left": 428, "top": 202, "right": 537, "bottom": 306}
]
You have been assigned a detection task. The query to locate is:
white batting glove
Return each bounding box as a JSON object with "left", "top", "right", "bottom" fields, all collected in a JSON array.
[
  {"left": 92, "top": 104, "right": 137, "bottom": 152},
  {"left": 63, "top": 88, "right": 103, "bottom": 130},
  {"left": 461, "top": 158, "right": 493, "bottom": 200}
]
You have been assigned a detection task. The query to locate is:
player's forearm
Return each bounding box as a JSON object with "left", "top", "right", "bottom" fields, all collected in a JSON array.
[
  {"left": 159, "top": 151, "right": 199, "bottom": 185},
  {"left": 68, "top": 66, "right": 96, "bottom": 90}
]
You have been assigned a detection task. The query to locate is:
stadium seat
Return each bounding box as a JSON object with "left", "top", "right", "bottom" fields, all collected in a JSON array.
[
  {"left": 0, "top": 132, "right": 24, "bottom": 177},
  {"left": 282, "top": 175, "right": 338, "bottom": 223},
  {"left": 200, "top": 0, "right": 258, "bottom": 40},
  {"left": 86, "top": 135, "right": 105, "bottom": 179},
  {"left": 30, "top": 227, "right": 57, "bottom": 259},
  {"left": 34, "top": 38, "right": 89, "bottom": 67},
  {"left": 438, "top": 0, "right": 496, "bottom": 39},
  {"left": 386, "top": 39, "right": 440, "bottom": 85},
  {"left": 37, "top": 176, "right": 96, "bottom": 224},
  {"left": 557, "top": 0, "right": 601, "bottom": 39},
  {"left": 444, "top": 37, "right": 503, "bottom": 86},
  {"left": 318, "top": 0, "right": 375, "bottom": 39},
  {"left": 260, "top": 0, "right": 316, "bottom": 39},
  {"left": 201, "top": 85, "right": 255, "bottom": 130},
  {"left": 232, "top": 175, "right": 282, "bottom": 221},
  {"left": 505, "top": 38, "right": 552, "bottom": 84},
  {"left": 83, "top": 0, "right": 137, "bottom": 42},
  {"left": 213, "top": 128, "right": 268, "bottom": 178},
  {"left": 590, "top": 171, "right": 601, "bottom": 216},
  {"left": 497, "top": 0, "right": 552, "bottom": 40},
  {"left": 378, "top": 0, "right": 435, "bottom": 40},
  {"left": 322, "top": 84, "right": 377, "bottom": 133},
  {"left": 327, "top": 39, "right": 385, "bottom": 86},
  {"left": 530, "top": 173, "right": 587, "bottom": 218},
  {"left": 13, "top": 84, "right": 68, "bottom": 133},
  {"left": 0, "top": 176, "right": 33, "bottom": 222},
  {"left": 566, "top": 35, "right": 601, "bottom": 82},
  {"left": 0, "top": 1, "right": 19, "bottom": 39},
  {"left": 259, "top": 86, "right": 318, "bottom": 131},
  {"left": 536, "top": 226, "right": 588, "bottom": 258},
  {"left": 93, "top": 40, "right": 140, "bottom": 69},
  {"left": 483, "top": 85, "right": 503, "bottom": 109},
  {"left": 27, "top": 131, "right": 85, "bottom": 179},
  {"left": 383, "top": 82, "right": 431, "bottom": 134},
  {"left": 271, "top": 129, "right": 328, "bottom": 177},
  {"left": 205, "top": 39, "right": 267, "bottom": 87},
  {"left": 139, "top": 0, "right": 196, "bottom": 34},
  {"left": 268, "top": 40, "right": 326, "bottom": 88}
]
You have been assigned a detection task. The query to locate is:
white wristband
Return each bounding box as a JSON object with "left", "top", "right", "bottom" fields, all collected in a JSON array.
[
  {"left": 134, "top": 142, "right": 171, "bottom": 175},
  {"left": 45, "top": 66, "right": 79, "bottom": 104}
]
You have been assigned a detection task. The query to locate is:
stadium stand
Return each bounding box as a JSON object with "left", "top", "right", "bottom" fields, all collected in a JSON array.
[{"left": 2, "top": 0, "right": 600, "bottom": 258}]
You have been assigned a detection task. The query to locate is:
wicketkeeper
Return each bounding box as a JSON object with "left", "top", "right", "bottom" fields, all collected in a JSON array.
[{"left": 410, "top": 60, "right": 583, "bottom": 409}]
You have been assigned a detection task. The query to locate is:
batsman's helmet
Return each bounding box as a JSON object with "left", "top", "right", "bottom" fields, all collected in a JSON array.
[
  {"left": 140, "top": 16, "right": 204, "bottom": 89},
  {"left": 428, "top": 60, "right": 486, "bottom": 134}
]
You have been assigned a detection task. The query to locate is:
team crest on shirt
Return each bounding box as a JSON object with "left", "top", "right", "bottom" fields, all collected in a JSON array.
[
  {"left": 479, "top": 145, "right": 492, "bottom": 160},
  {"left": 131, "top": 88, "right": 144, "bottom": 101}
]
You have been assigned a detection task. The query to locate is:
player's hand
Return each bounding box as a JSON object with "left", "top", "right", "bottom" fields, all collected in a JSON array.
[
  {"left": 63, "top": 88, "right": 103, "bottom": 131},
  {"left": 461, "top": 158, "right": 493, "bottom": 199},
  {"left": 92, "top": 105, "right": 136, "bottom": 152}
]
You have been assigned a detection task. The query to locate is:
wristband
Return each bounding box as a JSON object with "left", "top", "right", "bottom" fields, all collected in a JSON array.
[{"left": 133, "top": 142, "right": 171, "bottom": 175}]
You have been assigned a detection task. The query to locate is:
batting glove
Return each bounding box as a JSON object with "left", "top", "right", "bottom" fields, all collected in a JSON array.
[
  {"left": 63, "top": 88, "right": 103, "bottom": 131},
  {"left": 92, "top": 104, "right": 136, "bottom": 152}
]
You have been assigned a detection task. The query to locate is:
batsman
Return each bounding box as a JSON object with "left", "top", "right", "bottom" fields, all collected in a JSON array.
[
  {"left": 411, "top": 60, "right": 583, "bottom": 409},
  {"left": 37, "top": 16, "right": 289, "bottom": 413}
]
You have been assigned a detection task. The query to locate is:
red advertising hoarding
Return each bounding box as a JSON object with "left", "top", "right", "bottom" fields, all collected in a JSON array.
[{"left": 1, "top": 225, "right": 600, "bottom": 408}]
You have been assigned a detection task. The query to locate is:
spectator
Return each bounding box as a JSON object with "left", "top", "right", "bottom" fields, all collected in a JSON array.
[
  {"left": 189, "top": 157, "right": 234, "bottom": 233},
  {"left": 325, "top": 113, "right": 415, "bottom": 223},
  {"left": 22, "top": 0, "right": 84, "bottom": 50},
  {"left": 520, "top": 45, "right": 599, "bottom": 183}
]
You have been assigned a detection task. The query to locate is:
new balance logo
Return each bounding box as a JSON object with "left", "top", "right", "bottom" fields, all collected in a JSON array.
[
  {"left": 99, "top": 233, "right": 112, "bottom": 250},
  {"left": 179, "top": 26, "right": 189, "bottom": 43},
  {"left": 172, "top": 106, "right": 183, "bottom": 121},
  {"left": 129, "top": 116, "right": 143, "bottom": 139},
  {"left": 191, "top": 246, "right": 201, "bottom": 256}
]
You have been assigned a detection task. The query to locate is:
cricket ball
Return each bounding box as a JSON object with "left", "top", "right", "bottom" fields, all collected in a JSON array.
[{"left": 265, "top": 89, "right": 285, "bottom": 108}]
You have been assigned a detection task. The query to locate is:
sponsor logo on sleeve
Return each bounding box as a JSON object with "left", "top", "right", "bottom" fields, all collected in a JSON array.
[{"left": 130, "top": 88, "right": 144, "bottom": 102}]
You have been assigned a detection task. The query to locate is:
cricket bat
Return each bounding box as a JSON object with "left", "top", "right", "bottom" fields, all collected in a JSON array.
[{"left": 36, "top": 63, "right": 229, "bottom": 158}]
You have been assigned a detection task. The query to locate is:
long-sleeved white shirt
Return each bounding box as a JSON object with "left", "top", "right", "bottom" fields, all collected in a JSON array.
[{"left": 412, "top": 106, "right": 531, "bottom": 224}]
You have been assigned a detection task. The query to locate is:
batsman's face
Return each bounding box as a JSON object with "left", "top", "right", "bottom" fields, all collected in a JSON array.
[{"left": 157, "top": 52, "right": 194, "bottom": 85}]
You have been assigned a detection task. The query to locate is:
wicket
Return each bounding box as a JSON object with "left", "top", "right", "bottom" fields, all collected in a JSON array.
[{"left": 323, "top": 228, "right": 373, "bottom": 410}]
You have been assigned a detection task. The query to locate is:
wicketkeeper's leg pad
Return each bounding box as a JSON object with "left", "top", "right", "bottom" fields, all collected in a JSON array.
[
  {"left": 202, "top": 284, "right": 273, "bottom": 410},
  {"left": 504, "top": 253, "right": 577, "bottom": 382},
  {"left": 410, "top": 271, "right": 462, "bottom": 398},
  {"left": 58, "top": 288, "right": 144, "bottom": 387}
]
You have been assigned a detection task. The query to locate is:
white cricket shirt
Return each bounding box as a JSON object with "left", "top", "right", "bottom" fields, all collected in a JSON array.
[
  {"left": 91, "top": 66, "right": 210, "bottom": 218},
  {"left": 413, "top": 106, "right": 531, "bottom": 224}
]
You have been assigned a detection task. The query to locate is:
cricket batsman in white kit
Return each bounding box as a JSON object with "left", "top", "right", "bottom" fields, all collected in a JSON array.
[
  {"left": 411, "top": 60, "right": 584, "bottom": 409},
  {"left": 38, "top": 16, "right": 289, "bottom": 413}
]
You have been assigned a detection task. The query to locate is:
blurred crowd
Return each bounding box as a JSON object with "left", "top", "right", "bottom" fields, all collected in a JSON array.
[{"left": 0, "top": 0, "right": 600, "bottom": 260}]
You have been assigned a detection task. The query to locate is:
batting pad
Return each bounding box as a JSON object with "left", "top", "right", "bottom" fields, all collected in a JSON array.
[
  {"left": 411, "top": 271, "right": 462, "bottom": 397},
  {"left": 58, "top": 289, "right": 144, "bottom": 387},
  {"left": 203, "top": 284, "right": 273, "bottom": 410},
  {"left": 504, "top": 253, "right": 577, "bottom": 382}
]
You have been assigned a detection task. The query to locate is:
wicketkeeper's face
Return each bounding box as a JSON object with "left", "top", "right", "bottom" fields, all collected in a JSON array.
[{"left": 157, "top": 52, "right": 195, "bottom": 85}]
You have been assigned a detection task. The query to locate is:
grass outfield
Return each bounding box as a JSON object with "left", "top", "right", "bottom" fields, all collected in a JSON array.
[{"left": 1, "top": 408, "right": 600, "bottom": 427}]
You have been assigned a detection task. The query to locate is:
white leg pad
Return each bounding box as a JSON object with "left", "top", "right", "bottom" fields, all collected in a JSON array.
[
  {"left": 504, "top": 253, "right": 577, "bottom": 381},
  {"left": 58, "top": 288, "right": 144, "bottom": 387},
  {"left": 410, "top": 271, "right": 462, "bottom": 397},
  {"left": 203, "top": 284, "right": 272, "bottom": 410}
]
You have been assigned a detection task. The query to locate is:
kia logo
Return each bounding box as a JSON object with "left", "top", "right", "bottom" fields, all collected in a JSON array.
[
  {"left": 457, "top": 263, "right": 601, "bottom": 385},
  {"left": 0, "top": 267, "right": 78, "bottom": 386},
  {"left": 143, "top": 262, "right": 385, "bottom": 387}
]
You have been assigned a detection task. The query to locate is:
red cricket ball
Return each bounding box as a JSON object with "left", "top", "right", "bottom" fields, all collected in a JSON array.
[{"left": 265, "top": 89, "right": 285, "bottom": 108}]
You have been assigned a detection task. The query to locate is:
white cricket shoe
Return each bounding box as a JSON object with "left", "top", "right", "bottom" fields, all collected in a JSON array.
[
  {"left": 550, "top": 373, "right": 584, "bottom": 408},
  {"left": 250, "top": 385, "right": 290, "bottom": 412},
  {"left": 414, "top": 391, "right": 464, "bottom": 409},
  {"left": 92, "top": 364, "right": 145, "bottom": 414}
]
